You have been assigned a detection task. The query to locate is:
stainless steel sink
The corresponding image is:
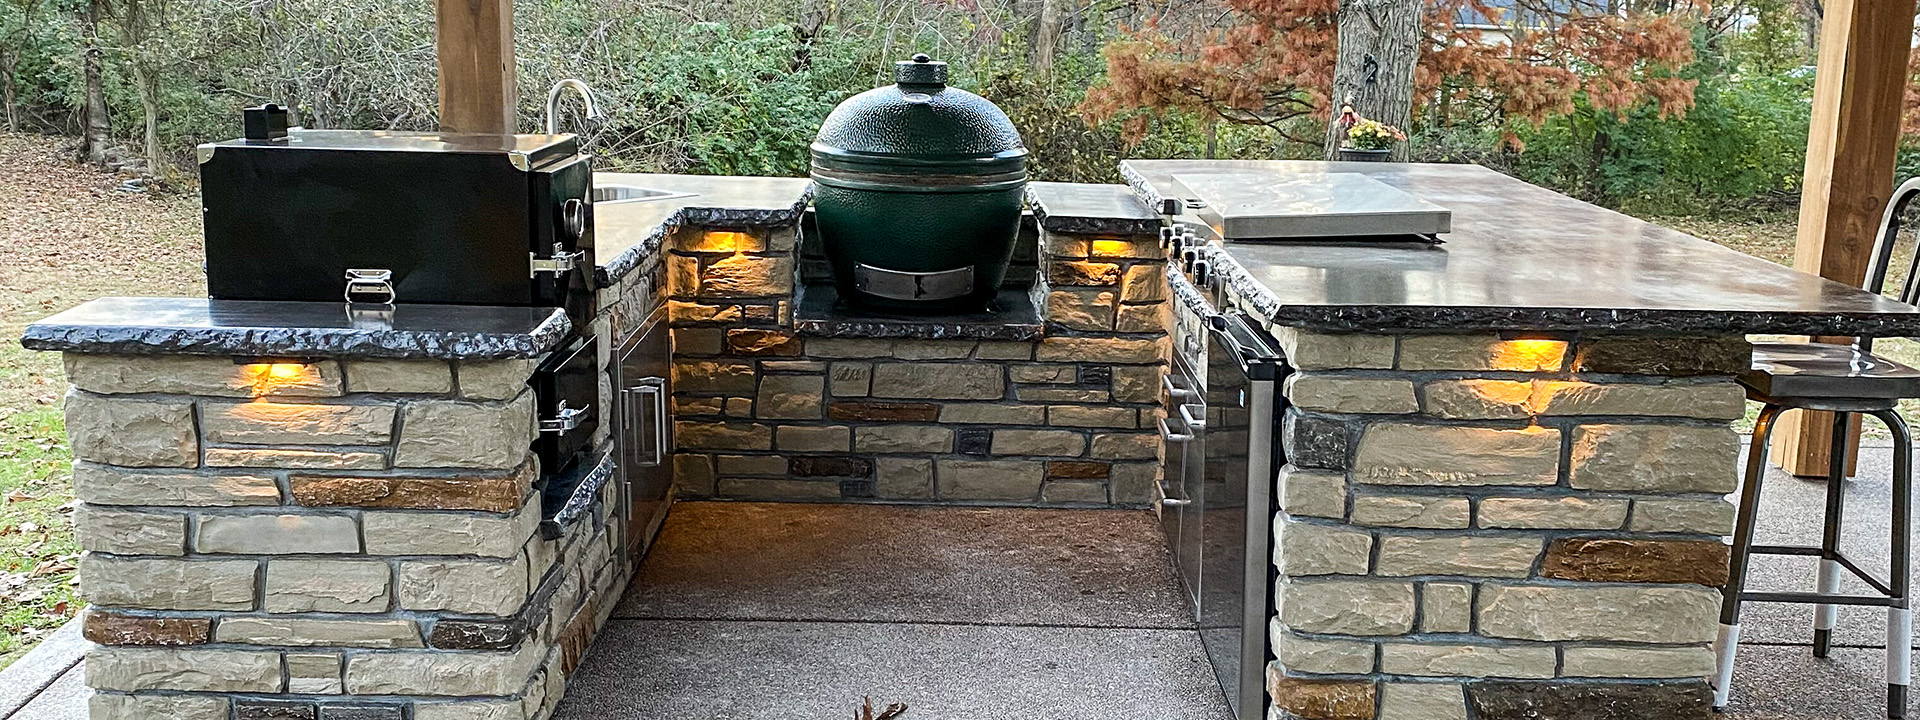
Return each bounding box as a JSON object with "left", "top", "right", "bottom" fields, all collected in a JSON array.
[{"left": 593, "top": 185, "right": 695, "bottom": 204}]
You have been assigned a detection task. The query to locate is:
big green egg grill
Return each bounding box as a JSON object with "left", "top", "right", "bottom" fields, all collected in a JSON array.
[{"left": 810, "top": 54, "right": 1030, "bottom": 313}]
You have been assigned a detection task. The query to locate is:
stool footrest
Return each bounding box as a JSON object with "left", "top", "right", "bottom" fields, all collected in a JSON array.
[
  {"left": 1741, "top": 591, "right": 1904, "bottom": 608},
  {"left": 1749, "top": 544, "right": 1898, "bottom": 596}
]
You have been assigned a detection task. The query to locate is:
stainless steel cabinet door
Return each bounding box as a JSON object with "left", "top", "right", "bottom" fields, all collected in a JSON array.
[
  {"left": 1162, "top": 354, "right": 1208, "bottom": 616},
  {"left": 616, "top": 307, "right": 672, "bottom": 557}
]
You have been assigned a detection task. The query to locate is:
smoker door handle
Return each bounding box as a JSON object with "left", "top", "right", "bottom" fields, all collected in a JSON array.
[{"left": 624, "top": 377, "right": 666, "bottom": 467}]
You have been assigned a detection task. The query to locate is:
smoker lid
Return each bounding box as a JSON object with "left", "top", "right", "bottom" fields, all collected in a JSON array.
[
  {"left": 1169, "top": 172, "right": 1452, "bottom": 241},
  {"left": 810, "top": 53, "right": 1027, "bottom": 174},
  {"left": 199, "top": 129, "right": 580, "bottom": 168}
]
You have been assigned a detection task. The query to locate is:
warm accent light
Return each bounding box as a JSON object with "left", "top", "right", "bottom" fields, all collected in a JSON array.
[
  {"left": 696, "top": 230, "right": 752, "bottom": 255},
  {"left": 1489, "top": 339, "right": 1568, "bottom": 372},
  {"left": 240, "top": 362, "right": 320, "bottom": 398},
  {"left": 1090, "top": 238, "right": 1135, "bottom": 258}
]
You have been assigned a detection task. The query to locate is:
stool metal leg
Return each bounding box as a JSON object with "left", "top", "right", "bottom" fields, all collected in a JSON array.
[
  {"left": 1718, "top": 403, "right": 1786, "bottom": 710},
  {"left": 1874, "top": 408, "right": 1913, "bottom": 719},
  {"left": 1816, "top": 411, "right": 1852, "bottom": 658}
]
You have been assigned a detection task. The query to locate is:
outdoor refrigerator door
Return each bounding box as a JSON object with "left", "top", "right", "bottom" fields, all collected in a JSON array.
[
  {"left": 1161, "top": 357, "right": 1204, "bottom": 616},
  {"left": 1199, "top": 314, "right": 1280, "bottom": 720},
  {"left": 618, "top": 306, "right": 673, "bottom": 558}
]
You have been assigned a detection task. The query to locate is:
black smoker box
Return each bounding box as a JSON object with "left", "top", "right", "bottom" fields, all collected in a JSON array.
[{"left": 197, "top": 128, "right": 595, "bottom": 331}]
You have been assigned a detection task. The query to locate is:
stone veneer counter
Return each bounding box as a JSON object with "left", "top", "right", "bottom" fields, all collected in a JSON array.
[
  {"left": 592, "top": 172, "right": 811, "bottom": 286},
  {"left": 22, "top": 297, "right": 571, "bottom": 359},
  {"left": 1123, "top": 159, "right": 1920, "bottom": 336}
]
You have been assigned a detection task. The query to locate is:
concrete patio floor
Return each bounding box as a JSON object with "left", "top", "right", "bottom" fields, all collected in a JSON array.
[{"left": 8, "top": 440, "right": 1920, "bottom": 719}]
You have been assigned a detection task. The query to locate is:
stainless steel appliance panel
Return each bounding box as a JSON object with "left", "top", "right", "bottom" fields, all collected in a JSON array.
[{"left": 615, "top": 307, "right": 673, "bottom": 557}]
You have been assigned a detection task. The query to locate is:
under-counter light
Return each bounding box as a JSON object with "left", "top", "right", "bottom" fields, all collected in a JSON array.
[
  {"left": 234, "top": 358, "right": 321, "bottom": 398},
  {"left": 698, "top": 230, "right": 751, "bottom": 255},
  {"left": 1489, "top": 339, "right": 1568, "bottom": 372}
]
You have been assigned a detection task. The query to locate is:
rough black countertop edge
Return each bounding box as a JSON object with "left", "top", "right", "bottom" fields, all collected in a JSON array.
[
  {"left": 1025, "top": 185, "right": 1164, "bottom": 236},
  {"left": 792, "top": 283, "right": 1045, "bottom": 341},
  {"left": 597, "top": 185, "right": 815, "bottom": 286},
  {"left": 20, "top": 309, "right": 573, "bottom": 360}
]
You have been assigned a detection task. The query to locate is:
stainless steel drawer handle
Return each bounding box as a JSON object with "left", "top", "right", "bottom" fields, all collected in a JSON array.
[
  {"left": 1160, "top": 497, "right": 1191, "bottom": 507},
  {"left": 1161, "top": 374, "right": 1190, "bottom": 399},
  {"left": 622, "top": 377, "right": 667, "bottom": 467},
  {"left": 1158, "top": 416, "right": 1193, "bottom": 443},
  {"left": 1179, "top": 404, "right": 1206, "bottom": 430}
]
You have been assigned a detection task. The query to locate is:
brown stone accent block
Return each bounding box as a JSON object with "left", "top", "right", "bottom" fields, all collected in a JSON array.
[
  {"left": 727, "top": 329, "right": 802, "bottom": 356},
  {"left": 290, "top": 461, "right": 531, "bottom": 512},
  {"left": 1541, "top": 538, "right": 1730, "bottom": 587},
  {"left": 84, "top": 610, "right": 212, "bottom": 646},
  {"left": 1574, "top": 336, "right": 1750, "bottom": 376},
  {"left": 1048, "top": 461, "right": 1110, "bottom": 479},
  {"left": 828, "top": 401, "right": 940, "bottom": 422},
  {"left": 1268, "top": 673, "right": 1377, "bottom": 720},
  {"left": 1467, "top": 681, "right": 1714, "bottom": 720},
  {"left": 1049, "top": 261, "right": 1121, "bottom": 286}
]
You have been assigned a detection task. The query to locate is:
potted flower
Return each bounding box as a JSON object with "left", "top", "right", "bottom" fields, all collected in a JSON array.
[{"left": 1339, "top": 118, "right": 1406, "bottom": 162}]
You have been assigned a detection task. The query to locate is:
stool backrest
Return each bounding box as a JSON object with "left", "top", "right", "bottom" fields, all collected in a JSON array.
[{"left": 1864, "top": 177, "right": 1920, "bottom": 308}]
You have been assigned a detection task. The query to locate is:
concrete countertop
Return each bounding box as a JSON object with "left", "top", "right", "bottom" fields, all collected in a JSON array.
[
  {"left": 593, "top": 172, "right": 812, "bottom": 285},
  {"left": 1122, "top": 159, "right": 1920, "bottom": 336}
]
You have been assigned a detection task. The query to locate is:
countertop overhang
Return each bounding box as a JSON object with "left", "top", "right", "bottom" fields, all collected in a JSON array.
[
  {"left": 21, "top": 297, "right": 572, "bottom": 360},
  {"left": 1121, "top": 160, "right": 1920, "bottom": 337},
  {"left": 594, "top": 173, "right": 812, "bottom": 285}
]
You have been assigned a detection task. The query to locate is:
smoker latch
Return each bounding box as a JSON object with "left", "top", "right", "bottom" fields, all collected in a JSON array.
[
  {"left": 530, "top": 243, "right": 587, "bottom": 277},
  {"left": 539, "top": 400, "right": 591, "bottom": 433},
  {"left": 344, "top": 268, "right": 396, "bottom": 305}
]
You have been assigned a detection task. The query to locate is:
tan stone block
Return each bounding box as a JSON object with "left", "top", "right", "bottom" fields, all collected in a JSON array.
[
  {"left": 1114, "top": 303, "right": 1166, "bottom": 333},
  {"left": 725, "top": 397, "right": 755, "bottom": 416},
  {"left": 677, "top": 397, "right": 725, "bottom": 415},
  {"left": 1087, "top": 237, "right": 1160, "bottom": 259},
  {"left": 856, "top": 425, "right": 954, "bottom": 453},
  {"left": 1630, "top": 498, "right": 1736, "bottom": 535},
  {"left": 1378, "top": 683, "right": 1468, "bottom": 720},
  {"left": 756, "top": 374, "right": 824, "bottom": 420},
  {"left": 937, "top": 459, "right": 1045, "bottom": 501},
  {"left": 195, "top": 513, "right": 359, "bottom": 555},
  {"left": 1532, "top": 380, "right": 1747, "bottom": 420},
  {"left": 215, "top": 617, "right": 423, "bottom": 648},
  {"left": 702, "top": 254, "right": 792, "bottom": 296},
  {"left": 343, "top": 645, "right": 542, "bottom": 696},
  {"left": 394, "top": 394, "right": 535, "bottom": 470},
  {"left": 64, "top": 393, "right": 197, "bottom": 468},
  {"left": 666, "top": 300, "right": 743, "bottom": 323},
  {"left": 992, "top": 429, "right": 1086, "bottom": 457},
  {"left": 286, "top": 652, "right": 344, "bottom": 694},
  {"left": 828, "top": 401, "right": 939, "bottom": 422},
  {"left": 876, "top": 457, "right": 934, "bottom": 500},
  {"left": 871, "top": 363, "right": 1005, "bottom": 400},
  {"left": 1560, "top": 646, "right": 1716, "bottom": 679},
  {"left": 806, "top": 338, "right": 893, "bottom": 358},
  {"left": 672, "top": 328, "right": 725, "bottom": 355},
  {"left": 1045, "top": 233, "right": 1089, "bottom": 258},
  {"left": 1568, "top": 424, "right": 1738, "bottom": 493},
  {"left": 1279, "top": 520, "right": 1373, "bottom": 576},
  {"left": 674, "top": 421, "right": 773, "bottom": 451},
  {"left": 74, "top": 506, "right": 185, "bottom": 555},
  {"left": 891, "top": 340, "right": 976, "bottom": 360},
  {"left": 1375, "top": 535, "right": 1541, "bottom": 578},
  {"left": 81, "top": 555, "right": 257, "bottom": 610},
  {"left": 1420, "top": 582, "right": 1473, "bottom": 633},
  {"left": 1280, "top": 468, "right": 1347, "bottom": 519},
  {"left": 975, "top": 341, "right": 1034, "bottom": 360},
  {"left": 1011, "top": 364, "right": 1077, "bottom": 384},
  {"left": 1354, "top": 424, "right": 1560, "bottom": 487},
  {"left": 1048, "top": 260, "right": 1120, "bottom": 286},
  {"left": 363, "top": 508, "right": 537, "bottom": 558},
  {"left": 1281, "top": 579, "right": 1417, "bottom": 636},
  {"left": 1275, "top": 630, "right": 1376, "bottom": 674},
  {"left": 1111, "top": 365, "right": 1161, "bottom": 404},
  {"left": 829, "top": 362, "right": 872, "bottom": 397},
  {"left": 73, "top": 464, "right": 281, "bottom": 507},
  {"left": 727, "top": 328, "right": 802, "bottom": 356},
  {"left": 67, "top": 355, "right": 347, "bottom": 398},
  {"left": 87, "top": 647, "right": 282, "bottom": 692},
  {"left": 667, "top": 253, "right": 700, "bottom": 294},
  {"left": 717, "top": 454, "right": 789, "bottom": 476},
  {"left": 1090, "top": 432, "right": 1158, "bottom": 460},
  {"left": 1575, "top": 335, "right": 1751, "bottom": 376},
  {"left": 1420, "top": 379, "right": 1532, "bottom": 420},
  {"left": 346, "top": 359, "right": 454, "bottom": 394},
  {"left": 777, "top": 425, "right": 851, "bottom": 452},
  {"left": 940, "top": 403, "right": 1047, "bottom": 425},
  {"left": 1047, "top": 289, "right": 1116, "bottom": 331},
  {"left": 716, "top": 477, "right": 843, "bottom": 500},
  {"left": 680, "top": 229, "right": 764, "bottom": 253},
  {"left": 414, "top": 700, "right": 532, "bottom": 720},
  {"left": 674, "top": 453, "right": 717, "bottom": 495},
  {"left": 1400, "top": 335, "right": 1567, "bottom": 372},
  {"left": 1016, "top": 386, "right": 1109, "bottom": 403},
  {"left": 1479, "top": 497, "right": 1630, "bottom": 530},
  {"left": 1109, "top": 462, "right": 1158, "bottom": 504},
  {"left": 1269, "top": 328, "right": 1395, "bottom": 371},
  {"left": 1036, "top": 336, "right": 1162, "bottom": 364},
  {"left": 1120, "top": 263, "right": 1167, "bottom": 302},
  {"left": 1351, "top": 494, "right": 1469, "bottom": 529},
  {"left": 1380, "top": 642, "right": 1557, "bottom": 678},
  {"left": 1288, "top": 375, "right": 1419, "bottom": 414},
  {"left": 398, "top": 556, "right": 531, "bottom": 616},
  {"left": 1476, "top": 584, "right": 1720, "bottom": 643},
  {"left": 1041, "top": 480, "right": 1108, "bottom": 503},
  {"left": 456, "top": 359, "right": 538, "bottom": 401},
  {"left": 201, "top": 401, "right": 395, "bottom": 446},
  {"left": 90, "top": 692, "right": 230, "bottom": 720},
  {"left": 265, "top": 559, "right": 391, "bottom": 614},
  {"left": 205, "top": 447, "right": 388, "bottom": 470},
  {"left": 1048, "top": 405, "right": 1137, "bottom": 428},
  {"left": 672, "top": 359, "right": 758, "bottom": 394}
]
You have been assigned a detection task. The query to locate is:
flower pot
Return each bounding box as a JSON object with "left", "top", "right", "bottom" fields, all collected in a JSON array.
[{"left": 1337, "top": 148, "right": 1392, "bottom": 162}]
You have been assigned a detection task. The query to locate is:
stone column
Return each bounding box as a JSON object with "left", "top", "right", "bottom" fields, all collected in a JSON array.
[{"left": 1267, "top": 331, "right": 1746, "bottom": 720}]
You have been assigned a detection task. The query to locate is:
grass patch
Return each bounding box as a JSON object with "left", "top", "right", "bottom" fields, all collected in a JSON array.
[{"left": 0, "top": 403, "right": 79, "bottom": 668}]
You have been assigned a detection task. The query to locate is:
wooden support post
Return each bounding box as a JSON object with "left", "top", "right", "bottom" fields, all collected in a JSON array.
[
  {"left": 1772, "top": 0, "right": 1916, "bottom": 476},
  {"left": 435, "top": 0, "right": 517, "bottom": 135}
]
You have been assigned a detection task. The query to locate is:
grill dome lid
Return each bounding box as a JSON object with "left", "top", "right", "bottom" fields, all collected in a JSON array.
[{"left": 811, "top": 54, "right": 1028, "bottom": 175}]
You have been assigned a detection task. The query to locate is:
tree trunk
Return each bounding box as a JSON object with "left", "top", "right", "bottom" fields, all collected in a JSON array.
[
  {"left": 1323, "top": 0, "right": 1421, "bottom": 161},
  {"left": 131, "top": 60, "right": 165, "bottom": 179},
  {"left": 2, "top": 51, "right": 17, "bottom": 132},
  {"left": 1032, "top": 0, "right": 1065, "bottom": 79},
  {"left": 82, "top": 0, "right": 109, "bottom": 165}
]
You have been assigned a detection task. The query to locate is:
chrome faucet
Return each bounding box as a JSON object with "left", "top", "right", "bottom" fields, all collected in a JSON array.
[{"left": 544, "top": 79, "right": 606, "bottom": 135}]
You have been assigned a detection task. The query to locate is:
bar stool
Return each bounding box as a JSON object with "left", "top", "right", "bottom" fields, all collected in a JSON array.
[{"left": 1713, "top": 178, "right": 1920, "bottom": 718}]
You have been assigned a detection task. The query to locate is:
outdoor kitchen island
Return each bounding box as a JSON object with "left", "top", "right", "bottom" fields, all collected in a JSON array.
[{"left": 20, "top": 161, "right": 1920, "bottom": 720}]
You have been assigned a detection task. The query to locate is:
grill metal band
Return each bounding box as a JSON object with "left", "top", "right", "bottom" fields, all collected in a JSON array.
[{"left": 853, "top": 264, "right": 974, "bottom": 302}]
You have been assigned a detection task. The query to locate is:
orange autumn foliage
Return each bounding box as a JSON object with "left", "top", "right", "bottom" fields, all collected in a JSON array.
[{"left": 1084, "top": 0, "right": 1701, "bottom": 147}]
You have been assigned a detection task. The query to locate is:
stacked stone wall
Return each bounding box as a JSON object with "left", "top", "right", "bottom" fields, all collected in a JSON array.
[
  {"left": 665, "top": 225, "right": 1174, "bottom": 506},
  {"left": 1264, "top": 330, "right": 1747, "bottom": 720}
]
